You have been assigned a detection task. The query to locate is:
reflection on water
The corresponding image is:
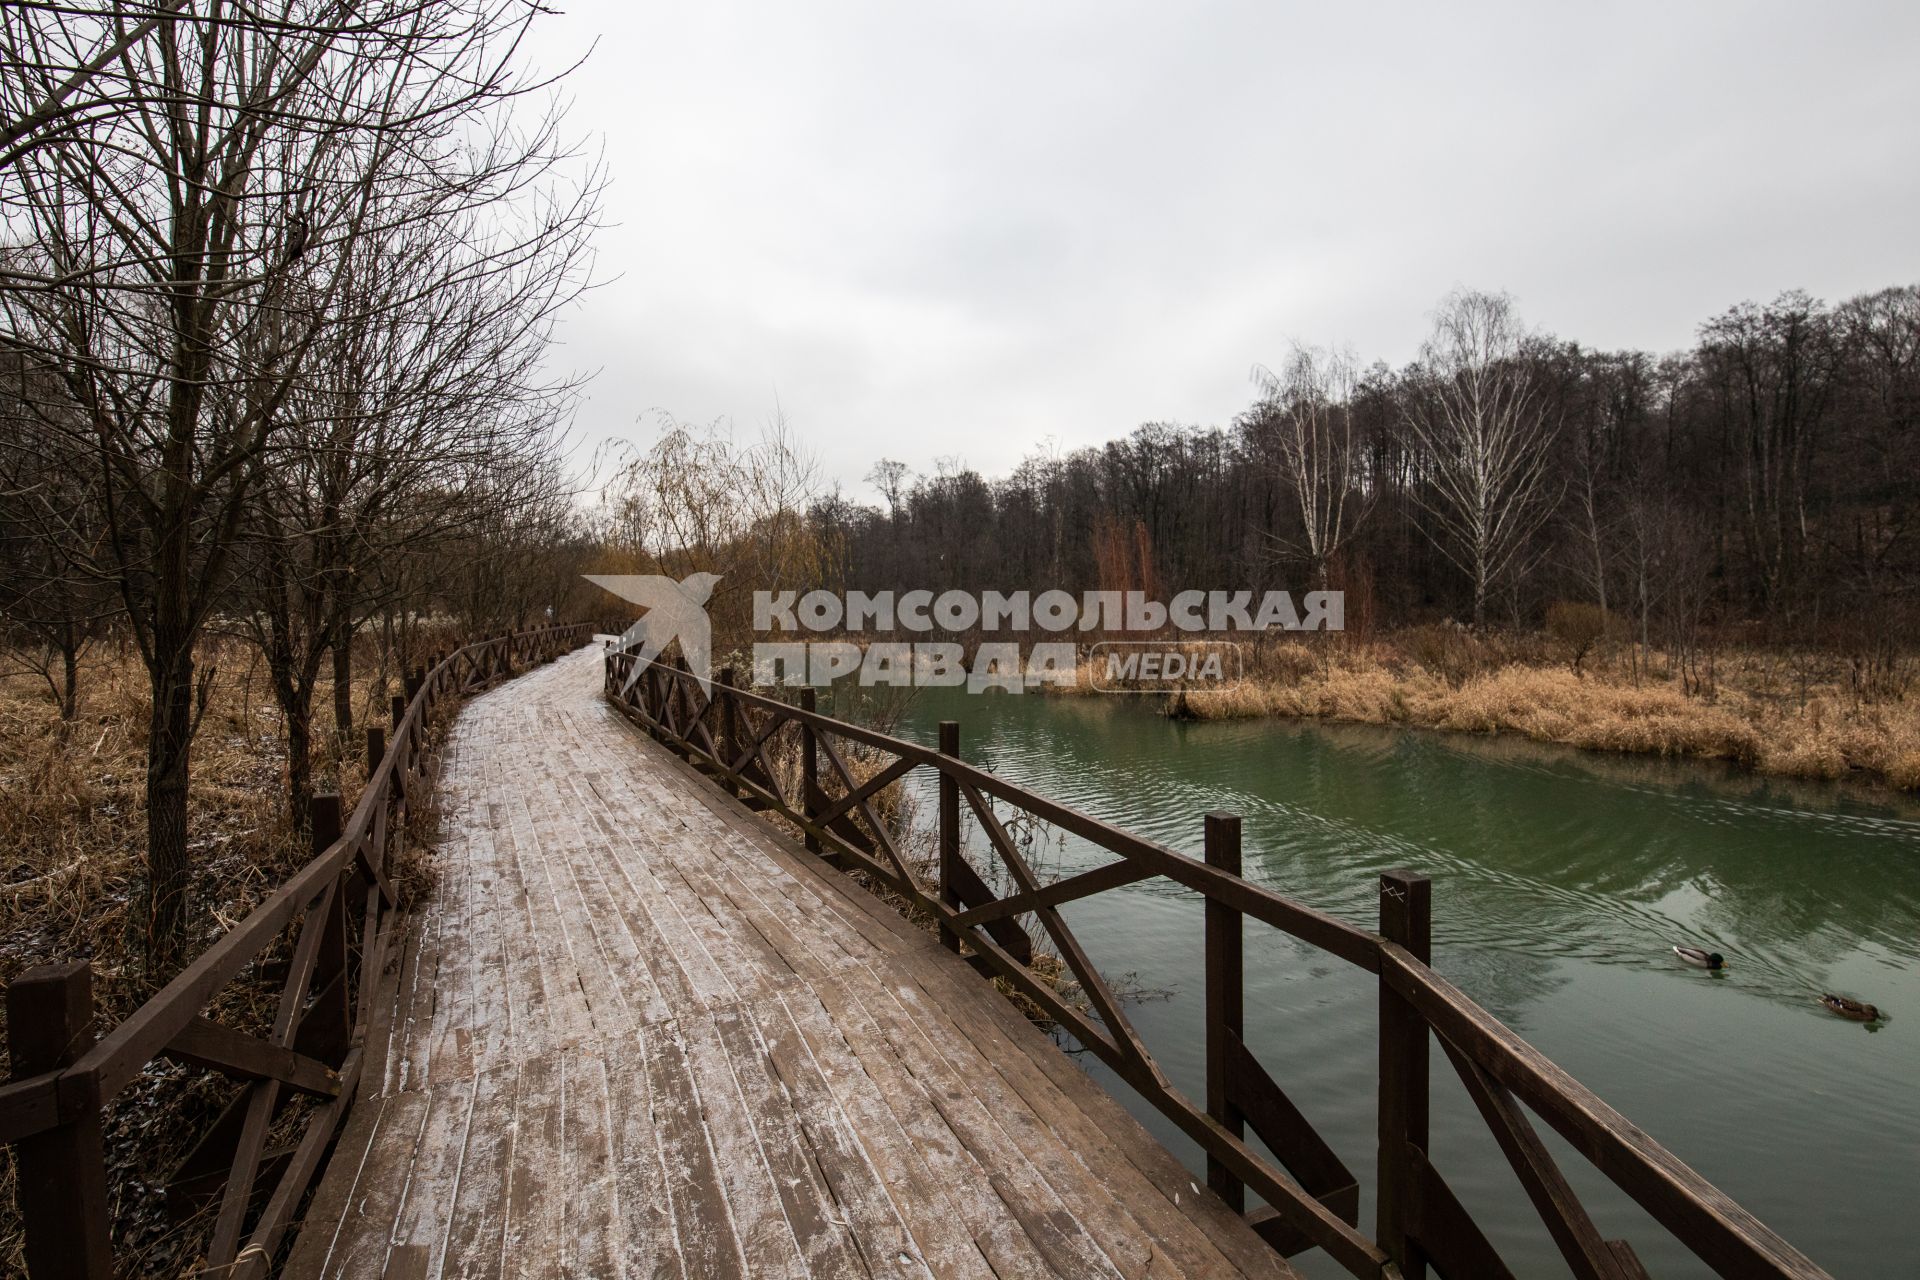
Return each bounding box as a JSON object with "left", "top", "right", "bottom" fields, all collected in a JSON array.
[{"left": 874, "top": 688, "right": 1920, "bottom": 1280}]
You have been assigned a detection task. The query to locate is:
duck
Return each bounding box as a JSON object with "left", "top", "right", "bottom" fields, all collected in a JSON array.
[
  {"left": 1672, "top": 945, "right": 1727, "bottom": 971},
  {"left": 1820, "top": 993, "right": 1882, "bottom": 1022}
]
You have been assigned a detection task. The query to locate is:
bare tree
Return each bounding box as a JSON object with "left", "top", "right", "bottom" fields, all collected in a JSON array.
[
  {"left": 605, "top": 413, "right": 830, "bottom": 644},
  {"left": 237, "top": 125, "right": 597, "bottom": 825},
  {"left": 0, "top": 0, "right": 190, "bottom": 167},
  {"left": 1401, "top": 289, "right": 1559, "bottom": 627},
  {"left": 1249, "top": 344, "right": 1371, "bottom": 589},
  {"left": 0, "top": 0, "right": 593, "bottom": 973},
  {"left": 866, "top": 458, "right": 913, "bottom": 520},
  {"left": 1696, "top": 291, "right": 1833, "bottom": 613}
]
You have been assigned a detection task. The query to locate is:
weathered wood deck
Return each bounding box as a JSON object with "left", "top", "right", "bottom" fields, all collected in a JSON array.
[{"left": 285, "top": 648, "right": 1294, "bottom": 1280}]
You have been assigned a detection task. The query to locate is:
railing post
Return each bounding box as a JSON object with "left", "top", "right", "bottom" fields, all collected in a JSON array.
[
  {"left": 717, "top": 667, "right": 738, "bottom": 784},
  {"left": 1204, "top": 811, "right": 1245, "bottom": 1213},
  {"left": 390, "top": 693, "right": 405, "bottom": 729},
  {"left": 313, "top": 791, "right": 342, "bottom": 851},
  {"left": 403, "top": 666, "right": 421, "bottom": 701},
  {"left": 938, "top": 721, "right": 961, "bottom": 953},
  {"left": 1378, "top": 869, "right": 1432, "bottom": 1278},
  {"left": 365, "top": 725, "right": 385, "bottom": 776},
  {"left": 8, "top": 961, "right": 113, "bottom": 1280},
  {"left": 305, "top": 795, "right": 352, "bottom": 1063},
  {"left": 800, "top": 687, "right": 820, "bottom": 853}
]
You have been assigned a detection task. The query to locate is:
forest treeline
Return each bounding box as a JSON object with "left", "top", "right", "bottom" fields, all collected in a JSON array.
[
  {"left": 0, "top": 0, "right": 601, "bottom": 974},
  {"left": 607, "top": 284, "right": 1919, "bottom": 700},
  {"left": 811, "top": 286, "right": 1919, "bottom": 674}
]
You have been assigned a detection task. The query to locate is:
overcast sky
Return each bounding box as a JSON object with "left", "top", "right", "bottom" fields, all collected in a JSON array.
[{"left": 526, "top": 1, "right": 1920, "bottom": 501}]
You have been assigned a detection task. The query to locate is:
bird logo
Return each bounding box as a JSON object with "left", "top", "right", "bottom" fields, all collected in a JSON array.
[{"left": 584, "top": 572, "right": 723, "bottom": 696}]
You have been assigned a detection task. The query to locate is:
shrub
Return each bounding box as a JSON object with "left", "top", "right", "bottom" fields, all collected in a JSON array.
[{"left": 1546, "top": 601, "right": 1611, "bottom": 674}]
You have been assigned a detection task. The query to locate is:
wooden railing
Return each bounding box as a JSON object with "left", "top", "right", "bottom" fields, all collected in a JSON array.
[
  {"left": 0, "top": 623, "right": 590, "bottom": 1280},
  {"left": 607, "top": 649, "right": 1833, "bottom": 1280}
]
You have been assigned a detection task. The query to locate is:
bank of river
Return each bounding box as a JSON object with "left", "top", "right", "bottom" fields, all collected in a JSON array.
[{"left": 877, "top": 687, "right": 1920, "bottom": 1278}]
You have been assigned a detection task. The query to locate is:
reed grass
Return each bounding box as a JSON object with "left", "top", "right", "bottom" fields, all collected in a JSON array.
[
  {"left": 1141, "top": 634, "right": 1920, "bottom": 792},
  {"left": 0, "top": 636, "right": 453, "bottom": 1276}
]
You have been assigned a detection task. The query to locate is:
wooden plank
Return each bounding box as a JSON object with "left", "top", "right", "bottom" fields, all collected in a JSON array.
[
  {"left": 758, "top": 993, "right": 985, "bottom": 1279},
  {"left": 0, "top": 1070, "right": 59, "bottom": 1145},
  {"left": 384, "top": 1077, "right": 477, "bottom": 1273},
  {"left": 603, "top": 1030, "right": 688, "bottom": 1279},
  {"left": 642, "top": 1022, "right": 751, "bottom": 1276},
  {"left": 562, "top": 1050, "right": 622, "bottom": 1280},
  {"left": 940, "top": 841, "right": 1038, "bottom": 965},
  {"left": 563, "top": 777, "right": 743, "bottom": 1011},
  {"left": 1226, "top": 1029, "right": 1356, "bottom": 1219},
  {"left": 520, "top": 772, "right": 638, "bottom": 1032},
  {"left": 500, "top": 1051, "right": 565, "bottom": 1280},
  {"left": 390, "top": 896, "right": 445, "bottom": 1096},
  {"left": 832, "top": 975, "right": 1155, "bottom": 1280},
  {"left": 632, "top": 797, "right": 801, "bottom": 1005},
  {"left": 424, "top": 827, "right": 478, "bottom": 1088},
  {"left": 891, "top": 950, "right": 1299, "bottom": 1280},
  {"left": 1205, "top": 812, "right": 1246, "bottom": 1212},
  {"left": 1378, "top": 869, "right": 1432, "bottom": 1278},
  {"left": 709, "top": 1006, "right": 872, "bottom": 1279},
  {"left": 545, "top": 776, "right": 699, "bottom": 1022},
  {"left": 615, "top": 717, "right": 937, "bottom": 962},
  {"left": 875, "top": 955, "right": 1293, "bottom": 1280},
  {"left": 594, "top": 756, "right": 904, "bottom": 976},
  {"left": 459, "top": 807, "right": 518, "bottom": 1074},
  {"left": 1439, "top": 1038, "right": 1631, "bottom": 1280},
  {"left": 315, "top": 1088, "right": 430, "bottom": 1279},
  {"left": 278, "top": 1090, "right": 385, "bottom": 1280},
  {"left": 679, "top": 1011, "right": 811, "bottom": 1278},
  {"left": 164, "top": 1015, "right": 340, "bottom": 1097},
  {"left": 361, "top": 917, "right": 419, "bottom": 1099},
  {"left": 499, "top": 793, "right": 599, "bottom": 1051},
  {"left": 483, "top": 796, "right": 555, "bottom": 1065},
  {"left": 1409, "top": 1148, "right": 1516, "bottom": 1280},
  {"left": 436, "top": 1060, "right": 522, "bottom": 1280},
  {"left": 609, "top": 778, "right": 839, "bottom": 996},
  {"left": 280, "top": 1091, "right": 389, "bottom": 1277},
  {"left": 945, "top": 857, "right": 1153, "bottom": 931}
]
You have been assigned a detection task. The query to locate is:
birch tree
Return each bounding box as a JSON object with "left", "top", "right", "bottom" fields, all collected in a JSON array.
[
  {"left": 1401, "top": 289, "right": 1559, "bottom": 627},
  {"left": 1250, "top": 344, "right": 1370, "bottom": 589}
]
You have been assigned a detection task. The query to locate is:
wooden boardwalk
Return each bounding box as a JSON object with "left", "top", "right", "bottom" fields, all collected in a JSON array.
[{"left": 285, "top": 648, "right": 1294, "bottom": 1280}]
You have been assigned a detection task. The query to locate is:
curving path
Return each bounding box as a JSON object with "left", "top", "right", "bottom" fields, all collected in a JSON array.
[{"left": 284, "top": 647, "right": 1294, "bottom": 1279}]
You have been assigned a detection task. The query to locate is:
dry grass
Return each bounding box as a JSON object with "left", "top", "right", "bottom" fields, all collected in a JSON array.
[
  {"left": 1150, "top": 634, "right": 1920, "bottom": 792},
  {"left": 0, "top": 632, "right": 454, "bottom": 1277}
]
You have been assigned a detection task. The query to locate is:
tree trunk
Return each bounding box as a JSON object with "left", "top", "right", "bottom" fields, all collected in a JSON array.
[
  {"left": 331, "top": 613, "right": 354, "bottom": 744},
  {"left": 59, "top": 625, "right": 79, "bottom": 721},
  {"left": 284, "top": 690, "right": 313, "bottom": 834},
  {"left": 142, "top": 646, "right": 195, "bottom": 978}
]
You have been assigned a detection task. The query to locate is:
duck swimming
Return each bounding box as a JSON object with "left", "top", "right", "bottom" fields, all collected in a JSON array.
[
  {"left": 1672, "top": 945, "right": 1727, "bottom": 971},
  {"left": 1820, "top": 993, "right": 1882, "bottom": 1022}
]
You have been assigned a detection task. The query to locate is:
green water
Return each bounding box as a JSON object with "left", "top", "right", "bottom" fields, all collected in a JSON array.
[{"left": 881, "top": 689, "right": 1920, "bottom": 1279}]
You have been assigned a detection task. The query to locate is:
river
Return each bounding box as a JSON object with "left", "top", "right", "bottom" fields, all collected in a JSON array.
[{"left": 871, "top": 686, "right": 1920, "bottom": 1279}]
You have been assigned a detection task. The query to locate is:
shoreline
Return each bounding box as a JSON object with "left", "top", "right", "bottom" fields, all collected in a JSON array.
[{"left": 1059, "top": 640, "right": 1920, "bottom": 795}]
